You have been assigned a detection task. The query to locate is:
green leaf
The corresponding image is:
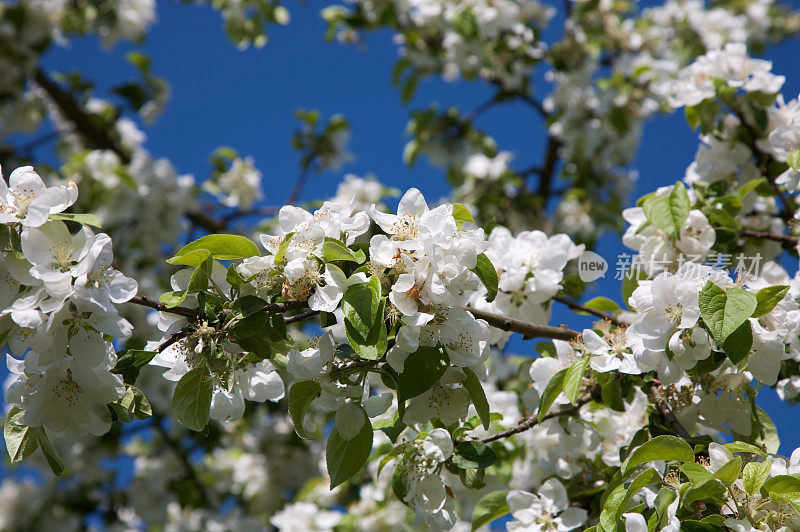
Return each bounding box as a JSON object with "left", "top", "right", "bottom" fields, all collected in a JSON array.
[
  {"left": 342, "top": 276, "right": 381, "bottom": 338},
  {"left": 49, "top": 212, "right": 101, "bottom": 228},
  {"left": 168, "top": 234, "right": 259, "bottom": 266},
  {"left": 112, "top": 349, "right": 157, "bottom": 385},
  {"left": 471, "top": 490, "right": 509, "bottom": 531},
  {"left": 452, "top": 203, "right": 474, "bottom": 227},
  {"left": 752, "top": 406, "right": 780, "bottom": 454},
  {"left": 472, "top": 253, "right": 498, "bottom": 303},
  {"left": 642, "top": 182, "right": 691, "bottom": 238},
  {"left": 453, "top": 441, "right": 497, "bottom": 469},
  {"left": 537, "top": 367, "right": 567, "bottom": 422},
  {"left": 463, "top": 367, "right": 490, "bottom": 430},
  {"left": 326, "top": 415, "right": 373, "bottom": 488},
  {"left": 620, "top": 435, "right": 695, "bottom": 477},
  {"left": 737, "top": 178, "right": 765, "bottom": 199},
  {"left": 172, "top": 367, "right": 213, "bottom": 432},
  {"left": 344, "top": 298, "right": 387, "bottom": 361},
  {"left": 288, "top": 380, "right": 321, "bottom": 439},
  {"left": 762, "top": 474, "right": 800, "bottom": 495},
  {"left": 622, "top": 268, "right": 649, "bottom": 308},
  {"left": 722, "top": 320, "right": 752, "bottom": 365},
  {"left": 226, "top": 263, "right": 245, "bottom": 288},
  {"left": 273, "top": 232, "right": 294, "bottom": 265},
  {"left": 600, "top": 468, "right": 662, "bottom": 529},
  {"left": 752, "top": 285, "right": 790, "bottom": 318},
  {"left": 4, "top": 407, "right": 38, "bottom": 463},
  {"left": 699, "top": 282, "right": 757, "bottom": 346},
  {"left": 577, "top": 297, "right": 621, "bottom": 315},
  {"left": 159, "top": 290, "right": 188, "bottom": 308},
  {"left": 724, "top": 441, "right": 767, "bottom": 457},
  {"left": 563, "top": 357, "right": 590, "bottom": 405},
  {"left": 742, "top": 460, "right": 771, "bottom": 495},
  {"left": 788, "top": 149, "right": 800, "bottom": 171},
  {"left": 714, "top": 456, "right": 743, "bottom": 486},
  {"left": 34, "top": 428, "right": 64, "bottom": 476},
  {"left": 320, "top": 238, "right": 366, "bottom": 264},
  {"left": 110, "top": 386, "right": 152, "bottom": 423},
  {"left": 232, "top": 295, "right": 269, "bottom": 318},
  {"left": 681, "top": 462, "right": 714, "bottom": 487},
  {"left": 397, "top": 346, "right": 449, "bottom": 400}
]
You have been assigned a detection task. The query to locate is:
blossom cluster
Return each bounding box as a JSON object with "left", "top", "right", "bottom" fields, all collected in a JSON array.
[{"left": 2, "top": 166, "right": 137, "bottom": 436}]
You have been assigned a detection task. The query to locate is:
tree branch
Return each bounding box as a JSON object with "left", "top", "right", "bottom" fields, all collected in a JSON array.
[
  {"left": 34, "top": 67, "right": 132, "bottom": 164},
  {"left": 284, "top": 309, "right": 320, "bottom": 325},
  {"left": 475, "top": 386, "right": 598, "bottom": 443},
  {"left": 551, "top": 295, "right": 630, "bottom": 327},
  {"left": 647, "top": 381, "right": 692, "bottom": 440},
  {"left": 537, "top": 135, "right": 561, "bottom": 203},
  {"left": 128, "top": 295, "right": 205, "bottom": 319},
  {"left": 463, "top": 306, "right": 579, "bottom": 340},
  {"left": 741, "top": 229, "right": 799, "bottom": 249}
]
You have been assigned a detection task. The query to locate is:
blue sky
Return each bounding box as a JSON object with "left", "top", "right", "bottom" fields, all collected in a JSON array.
[{"left": 32, "top": 2, "right": 800, "bottom": 451}]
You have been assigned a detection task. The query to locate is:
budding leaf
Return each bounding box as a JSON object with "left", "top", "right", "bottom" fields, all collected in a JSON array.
[
  {"left": 326, "top": 415, "right": 373, "bottom": 488},
  {"left": 273, "top": 232, "right": 294, "bottom": 265},
  {"left": 752, "top": 285, "right": 790, "bottom": 318},
  {"left": 452, "top": 203, "right": 474, "bottom": 229},
  {"left": 472, "top": 253, "right": 498, "bottom": 303},
  {"left": 471, "top": 490, "right": 509, "bottom": 531},
  {"left": 699, "top": 282, "right": 757, "bottom": 346},
  {"left": 288, "top": 380, "right": 321, "bottom": 439},
  {"left": 172, "top": 367, "right": 213, "bottom": 432},
  {"left": 576, "top": 297, "right": 621, "bottom": 315}
]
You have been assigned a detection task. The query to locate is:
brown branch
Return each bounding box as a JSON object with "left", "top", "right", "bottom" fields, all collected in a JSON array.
[
  {"left": 476, "top": 386, "right": 598, "bottom": 443},
  {"left": 284, "top": 309, "right": 319, "bottom": 325},
  {"left": 551, "top": 295, "right": 630, "bottom": 327},
  {"left": 128, "top": 295, "right": 205, "bottom": 320},
  {"left": 463, "top": 306, "right": 579, "bottom": 340},
  {"left": 741, "top": 229, "right": 799, "bottom": 249},
  {"left": 34, "top": 68, "right": 131, "bottom": 164},
  {"left": 537, "top": 135, "right": 561, "bottom": 202},
  {"left": 647, "top": 381, "right": 692, "bottom": 441},
  {"left": 157, "top": 332, "right": 186, "bottom": 353}
]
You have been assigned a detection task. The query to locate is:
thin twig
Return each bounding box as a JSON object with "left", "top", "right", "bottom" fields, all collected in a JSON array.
[
  {"left": 551, "top": 295, "right": 630, "bottom": 327},
  {"left": 284, "top": 309, "right": 319, "bottom": 325},
  {"left": 463, "top": 306, "right": 579, "bottom": 340},
  {"left": 537, "top": 135, "right": 562, "bottom": 204},
  {"left": 128, "top": 295, "right": 205, "bottom": 319},
  {"left": 647, "top": 381, "right": 692, "bottom": 441},
  {"left": 157, "top": 332, "right": 186, "bottom": 353},
  {"left": 741, "top": 229, "right": 799, "bottom": 249},
  {"left": 34, "top": 68, "right": 131, "bottom": 164},
  {"left": 475, "top": 386, "right": 598, "bottom": 443}
]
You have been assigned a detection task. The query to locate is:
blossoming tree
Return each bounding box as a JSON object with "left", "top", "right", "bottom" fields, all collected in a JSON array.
[{"left": 3, "top": 0, "right": 800, "bottom": 530}]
